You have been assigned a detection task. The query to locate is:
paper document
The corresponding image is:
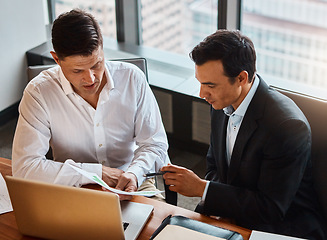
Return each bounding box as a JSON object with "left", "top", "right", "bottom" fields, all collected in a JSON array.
[
  {"left": 0, "top": 173, "right": 13, "bottom": 214},
  {"left": 69, "top": 164, "right": 163, "bottom": 197},
  {"left": 154, "top": 225, "right": 224, "bottom": 240},
  {"left": 250, "top": 230, "right": 307, "bottom": 240}
]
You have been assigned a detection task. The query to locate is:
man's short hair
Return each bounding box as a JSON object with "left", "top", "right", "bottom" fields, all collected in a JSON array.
[
  {"left": 190, "top": 30, "right": 256, "bottom": 83},
  {"left": 52, "top": 9, "right": 103, "bottom": 60}
]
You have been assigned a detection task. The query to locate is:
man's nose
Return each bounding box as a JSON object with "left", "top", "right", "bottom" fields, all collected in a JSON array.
[
  {"left": 199, "top": 85, "right": 206, "bottom": 99},
  {"left": 83, "top": 70, "right": 95, "bottom": 84}
]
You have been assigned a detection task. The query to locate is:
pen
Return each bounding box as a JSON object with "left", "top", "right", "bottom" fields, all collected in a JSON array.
[
  {"left": 143, "top": 171, "right": 170, "bottom": 177},
  {"left": 149, "top": 214, "right": 172, "bottom": 240}
]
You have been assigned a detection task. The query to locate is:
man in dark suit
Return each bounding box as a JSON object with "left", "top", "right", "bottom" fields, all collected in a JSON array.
[{"left": 161, "top": 30, "right": 326, "bottom": 239}]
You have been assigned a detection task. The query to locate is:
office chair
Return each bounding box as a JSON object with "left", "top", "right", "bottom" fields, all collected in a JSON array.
[
  {"left": 271, "top": 85, "right": 327, "bottom": 226},
  {"left": 26, "top": 58, "right": 177, "bottom": 205},
  {"left": 27, "top": 58, "right": 148, "bottom": 82}
]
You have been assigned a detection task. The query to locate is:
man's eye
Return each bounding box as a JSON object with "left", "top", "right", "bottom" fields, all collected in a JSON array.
[
  {"left": 73, "top": 70, "right": 82, "bottom": 73},
  {"left": 92, "top": 63, "right": 100, "bottom": 69}
]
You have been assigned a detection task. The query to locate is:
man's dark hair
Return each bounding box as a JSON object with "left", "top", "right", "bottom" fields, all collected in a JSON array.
[
  {"left": 52, "top": 9, "right": 103, "bottom": 59},
  {"left": 190, "top": 30, "right": 256, "bottom": 83}
]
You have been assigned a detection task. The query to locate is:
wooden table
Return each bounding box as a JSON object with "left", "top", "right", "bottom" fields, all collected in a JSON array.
[{"left": 0, "top": 157, "right": 251, "bottom": 240}]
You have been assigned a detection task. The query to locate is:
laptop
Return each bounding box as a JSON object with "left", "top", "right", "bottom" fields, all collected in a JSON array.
[{"left": 5, "top": 176, "right": 153, "bottom": 240}]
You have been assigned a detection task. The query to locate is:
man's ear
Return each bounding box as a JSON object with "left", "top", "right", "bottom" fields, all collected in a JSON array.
[
  {"left": 50, "top": 51, "right": 60, "bottom": 65},
  {"left": 238, "top": 70, "right": 249, "bottom": 86}
]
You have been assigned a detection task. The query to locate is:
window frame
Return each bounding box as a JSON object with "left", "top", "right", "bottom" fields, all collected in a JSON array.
[
  {"left": 47, "top": 0, "right": 235, "bottom": 48},
  {"left": 47, "top": 0, "right": 327, "bottom": 99}
]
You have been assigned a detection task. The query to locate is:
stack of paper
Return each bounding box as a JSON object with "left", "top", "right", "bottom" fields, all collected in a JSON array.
[
  {"left": 154, "top": 225, "right": 224, "bottom": 240},
  {"left": 0, "top": 173, "right": 13, "bottom": 214},
  {"left": 250, "top": 230, "right": 306, "bottom": 240}
]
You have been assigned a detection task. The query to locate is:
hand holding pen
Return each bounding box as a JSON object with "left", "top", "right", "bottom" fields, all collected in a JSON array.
[{"left": 159, "top": 164, "right": 207, "bottom": 198}]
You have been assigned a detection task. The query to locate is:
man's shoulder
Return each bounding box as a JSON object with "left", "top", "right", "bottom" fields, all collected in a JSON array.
[
  {"left": 256, "top": 83, "right": 309, "bottom": 128},
  {"left": 26, "top": 65, "right": 61, "bottom": 93},
  {"left": 106, "top": 60, "right": 143, "bottom": 73}
]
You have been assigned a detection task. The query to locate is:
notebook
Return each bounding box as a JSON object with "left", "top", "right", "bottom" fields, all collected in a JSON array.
[{"left": 5, "top": 176, "right": 153, "bottom": 240}]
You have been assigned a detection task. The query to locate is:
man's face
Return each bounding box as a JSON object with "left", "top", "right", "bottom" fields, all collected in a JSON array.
[
  {"left": 195, "top": 60, "right": 244, "bottom": 110},
  {"left": 52, "top": 47, "right": 106, "bottom": 100}
]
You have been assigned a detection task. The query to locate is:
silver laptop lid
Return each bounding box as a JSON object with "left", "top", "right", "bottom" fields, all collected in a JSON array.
[{"left": 5, "top": 176, "right": 125, "bottom": 240}]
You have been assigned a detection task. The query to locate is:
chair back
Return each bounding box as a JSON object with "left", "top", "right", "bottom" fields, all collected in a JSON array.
[
  {"left": 27, "top": 58, "right": 148, "bottom": 82},
  {"left": 271, "top": 86, "right": 327, "bottom": 221},
  {"left": 27, "top": 64, "right": 57, "bottom": 81},
  {"left": 110, "top": 58, "right": 148, "bottom": 81}
]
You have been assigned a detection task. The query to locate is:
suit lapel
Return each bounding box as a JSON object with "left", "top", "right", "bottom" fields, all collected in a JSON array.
[
  {"left": 216, "top": 113, "right": 229, "bottom": 183},
  {"left": 227, "top": 76, "right": 268, "bottom": 183},
  {"left": 227, "top": 115, "right": 258, "bottom": 183}
]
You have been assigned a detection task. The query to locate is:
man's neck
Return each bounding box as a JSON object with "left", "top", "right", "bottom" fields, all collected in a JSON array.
[
  {"left": 83, "top": 73, "right": 107, "bottom": 109},
  {"left": 232, "top": 81, "right": 254, "bottom": 111}
]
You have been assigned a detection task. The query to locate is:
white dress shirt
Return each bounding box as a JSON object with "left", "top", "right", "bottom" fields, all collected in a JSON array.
[
  {"left": 12, "top": 61, "right": 169, "bottom": 188},
  {"left": 202, "top": 76, "right": 260, "bottom": 201}
]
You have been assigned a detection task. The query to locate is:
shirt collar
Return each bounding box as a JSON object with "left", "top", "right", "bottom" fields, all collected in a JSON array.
[
  {"left": 104, "top": 62, "right": 114, "bottom": 91},
  {"left": 98, "top": 64, "right": 115, "bottom": 104},
  {"left": 223, "top": 75, "right": 260, "bottom": 117},
  {"left": 59, "top": 68, "right": 74, "bottom": 95},
  {"left": 58, "top": 62, "right": 115, "bottom": 96}
]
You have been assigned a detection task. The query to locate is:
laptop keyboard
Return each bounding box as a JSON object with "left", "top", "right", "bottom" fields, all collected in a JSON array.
[{"left": 123, "top": 222, "right": 129, "bottom": 231}]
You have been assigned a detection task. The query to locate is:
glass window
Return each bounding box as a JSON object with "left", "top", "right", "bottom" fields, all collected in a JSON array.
[
  {"left": 241, "top": 0, "right": 327, "bottom": 97},
  {"left": 53, "top": 0, "right": 116, "bottom": 39},
  {"left": 139, "top": 0, "right": 218, "bottom": 55}
]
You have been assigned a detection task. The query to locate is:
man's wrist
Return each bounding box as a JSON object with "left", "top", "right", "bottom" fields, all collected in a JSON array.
[{"left": 126, "top": 171, "right": 138, "bottom": 186}]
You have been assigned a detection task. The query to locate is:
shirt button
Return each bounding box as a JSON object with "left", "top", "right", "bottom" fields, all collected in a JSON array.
[
  {"left": 99, "top": 144, "right": 103, "bottom": 147},
  {"left": 96, "top": 123, "right": 100, "bottom": 127}
]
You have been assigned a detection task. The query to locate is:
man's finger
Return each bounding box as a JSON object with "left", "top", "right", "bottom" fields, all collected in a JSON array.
[
  {"left": 116, "top": 177, "right": 129, "bottom": 190},
  {"left": 119, "top": 194, "right": 133, "bottom": 201},
  {"left": 161, "top": 164, "right": 185, "bottom": 173}
]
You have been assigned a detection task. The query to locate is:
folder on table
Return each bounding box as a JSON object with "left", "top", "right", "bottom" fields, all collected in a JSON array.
[{"left": 150, "top": 215, "right": 244, "bottom": 240}]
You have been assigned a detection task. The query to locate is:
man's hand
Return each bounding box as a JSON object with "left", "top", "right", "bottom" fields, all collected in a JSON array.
[
  {"left": 102, "top": 165, "right": 124, "bottom": 187},
  {"left": 115, "top": 172, "right": 138, "bottom": 201},
  {"left": 161, "top": 164, "right": 207, "bottom": 197}
]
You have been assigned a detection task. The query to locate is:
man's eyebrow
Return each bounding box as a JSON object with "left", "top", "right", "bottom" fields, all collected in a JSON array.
[
  {"left": 91, "top": 61, "right": 100, "bottom": 68},
  {"left": 201, "top": 82, "right": 216, "bottom": 85},
  {"left": 91, "top": 59, "right": 103, "bottom": 68}
]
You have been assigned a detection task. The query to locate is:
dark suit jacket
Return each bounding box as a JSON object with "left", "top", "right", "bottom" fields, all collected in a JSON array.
[{"left": 196, "top": 77, "right": 326, "bottom": 240}]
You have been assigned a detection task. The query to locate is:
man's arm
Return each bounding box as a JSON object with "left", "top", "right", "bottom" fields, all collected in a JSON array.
[
  {"left": 161, "top": 164, "right": 207, "bottom": 197},
  {"left": 124, "top": 71, "right": 169, "bottom": 188},
  {"left": 205, "top": 143, "right": 219, "bottom": 181},
  {"left": 12, "top": 87, "right": 102, "bottom": 187},
  {"left": 203, "top": 118, "right": 311, "bottom": 226},
  {"left": 161, "top": 118, "right": 311, "bottom": 227}
]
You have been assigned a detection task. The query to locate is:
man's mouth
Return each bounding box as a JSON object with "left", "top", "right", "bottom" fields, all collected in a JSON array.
[{"left": 83, "top": 83, "right": 96, "bottom": 89}]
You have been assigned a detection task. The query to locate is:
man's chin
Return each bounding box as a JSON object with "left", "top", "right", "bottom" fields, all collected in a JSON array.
[
  {"left": 211, "top": 104, "right": 224, "bottom": 110},
  {"left": 210, "top": 103, "right": 218, "bottom": 109}
]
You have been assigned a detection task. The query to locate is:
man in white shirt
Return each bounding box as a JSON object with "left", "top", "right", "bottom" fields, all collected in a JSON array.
[{"left": 12, "top": 9, "right": 169, "bottom": 200}]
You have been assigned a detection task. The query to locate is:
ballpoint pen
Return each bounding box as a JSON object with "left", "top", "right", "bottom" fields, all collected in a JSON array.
[
  {"left": 149, "top": 214, "right": 172, "bottom": 240},
  {"left": 143, "top": 171, "right": 170, "bottom": 177}
]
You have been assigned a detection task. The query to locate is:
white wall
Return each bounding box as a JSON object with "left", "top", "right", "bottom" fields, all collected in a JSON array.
[{"left": 0, "top": 0, "right": 47, "bottom": 112}]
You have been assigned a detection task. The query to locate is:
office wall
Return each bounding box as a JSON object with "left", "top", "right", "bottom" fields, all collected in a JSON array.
[{"left": 0, "top": 0, "right": 47, "bottom": 112}]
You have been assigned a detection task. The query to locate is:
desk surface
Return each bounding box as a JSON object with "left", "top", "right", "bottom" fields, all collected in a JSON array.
[{"left": 0, "top": 157, "right": 251, "bottom": 240}]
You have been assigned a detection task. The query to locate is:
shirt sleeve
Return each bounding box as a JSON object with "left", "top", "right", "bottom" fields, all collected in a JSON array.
[
  {"left": 12, "top": 86, "right": 102, "bottom": 187},
  {"left": 202, "top": 180, "right": 210, "bottom": 201},
  {"left": 125, "top": 71, "right": 170, "bottom": 187}
]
